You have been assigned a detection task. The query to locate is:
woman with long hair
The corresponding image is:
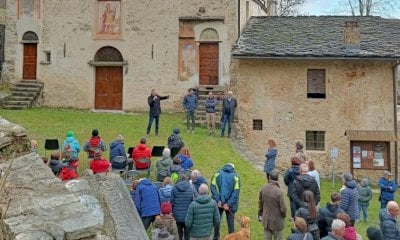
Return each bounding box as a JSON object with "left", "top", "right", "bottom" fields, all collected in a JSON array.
[
  {"left": 264, "top": 138, "right": 278, "bottom": 179},
  {"left": 295, "top": 190, "right": 320, "bottom": 240}
]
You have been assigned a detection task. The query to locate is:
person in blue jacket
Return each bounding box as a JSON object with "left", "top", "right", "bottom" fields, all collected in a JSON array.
[
  {"left": 379, "top": 171, "right": 397, "bottom": 209},
  {"left": 264, "top": 138, "right": 278, "bottom": 179},
  {"left": 183, "top": 88, "right": 198, "bottom": 133},
  {"left": 62, "top": 130, "right": 80, "bottom": 159},
  {"left": 210, "top": 163, "right": 240, "bottom": 240},
  {"left": 134, "top": 178, "right": 161, "bottom": 230}
]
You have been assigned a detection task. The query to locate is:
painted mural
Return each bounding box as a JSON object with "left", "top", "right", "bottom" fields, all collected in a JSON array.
[
  {"left": 96, "top": 1, "right": 121, "bottom": 36},
  {"left": 178, "top": 21, "right": 198, "bottom": 82},
  {"left": 18, "top": 0, "right": 37, "bottom": 18}
]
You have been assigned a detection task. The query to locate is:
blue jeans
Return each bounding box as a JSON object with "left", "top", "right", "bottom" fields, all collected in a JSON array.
[
  {"left": 381, "top": 199, "right": 389, "bottom": 209},
  {"left": 221, "top": 114, "right": 233, "bottom": 136},
  {"left": 146, "top": 114, "right": 159, "bottom": 134},
  {"left": 358, "top": 205, "right": 369, "bottom": 221},
  {"left": 213, "top": 208, "right": 234, "bottom": 240}
]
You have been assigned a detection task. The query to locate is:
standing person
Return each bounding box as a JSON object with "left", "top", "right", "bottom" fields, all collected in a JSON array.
[
  {"left": 295, "top": 190, "right": 320, "bottom": 240},
  {"left": 295, "top": 141, "right": 307, "bottom": 163},
  {"left": 319, "top": 192, "right": 345, "bottom": 238},
  {"left": 146, "top": 89, "right": 169, "bottom": 136},
  {"left": 185, "top": 184, "right": 220, "bottom": 240},
  {"left": 379, "top": 171, "right": 397, "bottom": 209},
  {"left": 210, "top": 163, "right": 240, "bottom": 240},
  {"left": 379, "top": 201, "right": 400, "bottom": 240},
  {"left": 62, "top": 130, "right": 80, "bottom": 159},
  {"left": 340, "top": 173, "right": 359, "bottom": 226},
  {"left": 264, "top": 139, "right": 278, "bottom": 179},
  {"left": 134, "top": 178, "right": 161, "bottom": 230},
  {"left": 307, "top": 160, "right": 320, "bottom": 190},
  {"left": 154, "top": 202, "right": 179, "bottom": 240},
  {"left": 321, "top": 219, "right": 346, "bottom": 240},
  {"left": 336, "top": 213, "right": 358, "bottom": 240},
  {"left": 220, "top": 91, "right": 237, "bottom": 138},
  {"left": 284, "top": 156, "right": 301, "bottom": 219},
  {"left": 205, "top": 91, "right": 217, "bottom": 135},
  {"left": 183, "top": 88, "right": 198, "bottom": 133},
  {"left": 83, "top": 129, "right": 107, "bottom": 158},
  {"left": 287, "top": 217, "right": 313, "bottom": 240},
  {"left": 357, "top": 178, "right": 372, "bottom": 222},
  {"left": 258, "top": 170, "right": 287, "bottom": 240}
]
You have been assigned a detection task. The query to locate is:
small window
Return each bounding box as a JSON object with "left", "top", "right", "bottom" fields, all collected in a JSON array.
[
  {"left": 253, "top": 119, "right": 263, "bottom": 130},
  {"left": 307, "top": 69, "right": 326, "bottom": 98},
  {"left": 45, "top": 51, "right": 51, "bottom": 63},
  {"left": 306, "top": 131, "right": 325, "bottom": 150}
]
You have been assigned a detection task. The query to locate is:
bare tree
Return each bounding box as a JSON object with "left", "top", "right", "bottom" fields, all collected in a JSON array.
[
  {"left": 272, "top": 0, "right": 307, "bottom": 16},
  {"left": 342, "top": 0, "right": 399, "bottom": 16}
]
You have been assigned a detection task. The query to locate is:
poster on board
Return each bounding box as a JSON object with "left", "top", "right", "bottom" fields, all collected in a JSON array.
[{"left": 353, "top": 146, "right": 361, "bottom": 168}]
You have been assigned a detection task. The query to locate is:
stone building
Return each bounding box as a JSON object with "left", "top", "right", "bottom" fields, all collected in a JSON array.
[
  {"left": 1, "top": 0, "right": 273, "bottom": 111},
  {"left": 231, "top": 16, "right": 400, "bottom": 182}
]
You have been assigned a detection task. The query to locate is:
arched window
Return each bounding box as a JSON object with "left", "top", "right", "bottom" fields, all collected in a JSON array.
[
  {"left": 94, "top": 46, "right": 123, "bottom": 62},
  {"left": 199, "top": 28, "right": 219, "bottom": 41},
  {"left": 22, "top": 31, "right": 38, "bottom": 42}
]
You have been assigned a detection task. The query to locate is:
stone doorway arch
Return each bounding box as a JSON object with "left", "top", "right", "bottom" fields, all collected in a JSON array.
[
  {"left": 21, "top": 31, "right": 38, "bottom": 80},
  {"left": 199, "top": 28, "right": 219, "bottom": 85}
]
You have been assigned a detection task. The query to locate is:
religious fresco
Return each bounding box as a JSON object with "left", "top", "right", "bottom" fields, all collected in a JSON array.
[
  {"left": 96, "top": 0, "right": 121, "bottom": 37},
  {"left": 18, "top": 0, "right": 38, "bottom": 18},
  {"left": 178, "top": 21, "right": 198, "bottom": 82}
]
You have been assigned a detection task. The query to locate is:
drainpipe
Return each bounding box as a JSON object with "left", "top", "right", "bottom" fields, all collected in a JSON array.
[
  {"left": 238, "top": 0, "right": 241, "bottom": 40},
  {"left": 393, "top": 60, "right": 400, "bottom": 184}
]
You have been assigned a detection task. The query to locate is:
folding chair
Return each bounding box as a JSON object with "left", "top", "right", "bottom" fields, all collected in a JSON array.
[
  {"left": 135, "top": 158, "right": 151, "bottom": 178},
  {"left": 122, "top": 170, "right": 140, "bottom": 187},
  {"left": 170, "top": 147, "right": 181, "bottom": 158},
  {"left": 44, "top": 139, "right": 59, "bottom": 157},
  {"left": 151, "top": 146, "right": 165, "bottom": 157}
]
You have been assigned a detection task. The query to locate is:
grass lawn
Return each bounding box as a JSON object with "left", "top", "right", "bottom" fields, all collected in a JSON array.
[{"left": 0, "top": 108, "right": 395, "bottom": 239}]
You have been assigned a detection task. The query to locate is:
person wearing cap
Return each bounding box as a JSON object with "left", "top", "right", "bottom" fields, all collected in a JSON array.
[
  {"left": 156, "top": 229, "right": 175, "bottom": 240},
  {"left": 132, "top": 137, "right": 152, "bottom": 169},
  {"left": 186, "top": 183, "right": 220, "bottom": 239},
  {"left": 220, "top": 91, "right": 237, "bottom": 138},
  {"left": 83, "top": 129, "right": 107, "bottom": 158},
  {"left": 339, "top": 173, "right": 359, "bottom": 226},
  {"left": 167, "top": 128, "right": 185, "bottom": 150},
  {"left": 109, "top": 134, "right": 130, "bottom": 169},
  {"left": 62, "top": 130, "right": 80, "bottom": 159},
  {"left": 379, "top": 200, "right": 400, "bottom": 240},
  {"left": 89, "top": 149, "right": 111, "bottom": 174},
  {"left": 134, "top": 178, "right": 161, "bottom": 230},
  {"left": 379, "top": 170, "right": 397, "bottom": 209},
  {"left": 154, "top": 202, "right": 179, "bottom": 240},
  {"left": 210, "top": 163, "right": 240, "bottom": 240},
  {"left": 183, "top": 88, "right": 198, "bottom": 133},
  {"left": 146, "top": 89, "right": 170, "bottom": 137}
]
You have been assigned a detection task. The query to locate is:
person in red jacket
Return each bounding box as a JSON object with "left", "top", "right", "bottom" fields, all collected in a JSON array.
[{"left": 133, "top": 138, "right": 152, "bottom": 169}]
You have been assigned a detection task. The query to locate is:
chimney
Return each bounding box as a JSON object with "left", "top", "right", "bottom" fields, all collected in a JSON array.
[{"left": 344, "top": 21, "right": 360, "bottom": 49}]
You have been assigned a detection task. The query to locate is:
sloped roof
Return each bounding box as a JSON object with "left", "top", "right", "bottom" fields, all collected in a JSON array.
[
  {"left": 345, "top": 130, "right": 397, "bottom": 141},
  {"left": 232, "top": 16, "right": 400, "bottom": 59}
]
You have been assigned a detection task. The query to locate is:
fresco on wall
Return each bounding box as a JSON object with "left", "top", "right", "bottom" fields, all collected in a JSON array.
[
  {"left": 178, "top": 21, "right": 198, "bottom": 82},
  {"left": 18, "top": 0, "right": 37, "bottom": 18},
  {"left": 97, "top": 1, "right": 121, "bottom": 36}
]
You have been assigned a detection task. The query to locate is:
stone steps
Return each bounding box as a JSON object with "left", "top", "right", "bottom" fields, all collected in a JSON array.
[{"left": 3, "top": 80, "right": 44, "bottom": 110}]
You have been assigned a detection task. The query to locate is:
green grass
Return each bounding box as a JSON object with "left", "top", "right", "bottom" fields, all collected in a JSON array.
[{"left": 0, "top": 107, "right": 394, "bottom": 239}]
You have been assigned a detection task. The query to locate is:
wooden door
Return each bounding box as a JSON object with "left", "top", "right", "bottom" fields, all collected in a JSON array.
[
  {"left": 23, "top": 43, "right": 37, "bottom": 80},
  {"left": 95, "top": 67, "right": 123, "bottom": 110},
  {"left": 199, "top": 43, "right": 219, "bottom": 85}
]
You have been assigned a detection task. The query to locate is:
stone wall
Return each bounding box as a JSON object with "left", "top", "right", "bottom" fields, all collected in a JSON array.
[
  {"left": 0, "top": 117, "right": 148, "bottom": 240},
  {"left": 231, "top": 59, "right": 397, "bottom": 183}
]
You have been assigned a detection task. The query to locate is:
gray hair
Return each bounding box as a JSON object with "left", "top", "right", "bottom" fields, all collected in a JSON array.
[
  {"left": 331, "top": 219, "right": 345, "bottom": 232},
  {"left": 198, "top": 184, "right": 209, "bottom": 195},
  {"left": 162, "top": 148, "right": 171, "bottom": 158},
  {"left": 269, "top": 170, "right": 279, "bottom": 181},
  {"left": 361, "top": 178, "right": 369, "bottom": 185},
  {"left": 191, "top": 169, "right": 202, "bottom": 179},
  {"left": 343, "top": 173, "right": 353, "bottom": 182}
]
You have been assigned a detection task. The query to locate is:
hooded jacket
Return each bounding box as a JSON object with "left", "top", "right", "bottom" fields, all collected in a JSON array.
[
  {"left": 358, "top": 183, "right": 372, "bottom": 207},
  {"left": 134, "top": 179, "right": 160, "bottom": 217},
  {"left": 289, "top": 174, "right": 320, "bottom": 208},
  {"left": 340, "top": 180, "right": 359, "bottom": 220},
  {"left": 210, "top": 164, "right": 240, "bottom": 212},
  {"left": 177, "top": 153, "right": 193, "bottom": 170},
  {"left": 156, "top": 157, "right": 173, "bottom": 182},
  {"left": 109, "top": 140, "right": 126, "bottom": 161},
  {"left": 62, "top": 136, "right": 81, "bottom": 158},
  {"left": 185, "top": 195, "right": 220, "bottom": 238},
  {"left": 170, "top": 180, "right": 194, "bottom": 223},
  {"left": 159, "top": 184, "right": 173, "bottom": 203},
  {"left": 167, "top": 133, "right": 185, "bottom": 150},
  {"left": 380, "top": 208, "right": 400, "bottom": 239},
  {"left": 319, "top": 202, "right": 345, "bottom": 237},
  {"left": 288, "top": 230, "right": 313, "bottom": 240},
  {"left": 133, "top": 143, "right": 152, "bottom": 169},
  {"left": 192, "top": 176, "right": 208, "bottom": 194}
]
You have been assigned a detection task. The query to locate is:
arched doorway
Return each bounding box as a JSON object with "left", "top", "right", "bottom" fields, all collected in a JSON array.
[
  {"left": 199, "top": 28, "right": 219, "bottom": 85},
  {"left": 93, "top": 46, "right": 123, "bottom": 110},
  {"left": 22, "top": 31, "right": 38, "bottom": 80}
]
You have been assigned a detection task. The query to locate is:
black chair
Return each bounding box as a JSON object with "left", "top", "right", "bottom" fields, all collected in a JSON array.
[
  {"left": 127, "top": 147, "right": 134, "bottom": 158},
  {"left": 171, "top": 147, "right": 181, "bottom": 158},
  {"left": 44, "top": 139, "right": 59, "bottom": 156},
  {"left": 151, "top": 146, "right": 165, "bottom": 157}
]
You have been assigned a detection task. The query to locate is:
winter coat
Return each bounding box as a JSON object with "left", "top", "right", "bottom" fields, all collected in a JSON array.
[
  {"left": 109, "top": 140, "right": 126, "bottom": 162},
  {"left": 358, "top": 184, "right": 372, "bottom": 207},
  {"left": 264, "top": 147, "right": 277, "bottom": 174},
  {"left": 156, "top": 157, "right": 173, "bottom": 182},
  {"left": 167, "top": 164, "right": 184, "bottom": 178},
  {"left": 258, "top": 180, "right": 287, "bottom": 231},
  {"left": 192, "top": 176, "right": 208, "bottom": 194},
  {"left": 159, "top": 184, "right": 173, "bottom": 203},
  {"left": 222, "top": 97, "right": 237, "bottom": 119},
  {"left": 185, "top": 195, "right": 220, "bottom": 238},
  {"left": 321, "top": 233, "right": 344, "bottom": 240},
  {"left": 340, "top": 180, "right": 359, "bottom": 221},
  {"left": 170, "top": 180, "right": 194, "bottom": 223},
  {"left": 343, "top": 226, "right": 357, "bottom": 240},
  {"left": 133, "top": 143, "right": 152, "bottom": 169},
  {"left": 308, "top": 170, "right": 321, "bottom": 190},
  {"left": 148, "top": 94, "right": 169, "bottom": 116},
  {"left": 210, "top": 164, "right": 241, "bottom": 212},
  {"left": 49, "top": 159, "right": 63, "bottom": 175},
  {"left": 154, "top": 214, "right": 179, "bottom": 240},
  {"left": 319, "top": 203, "right": 345, "bottom": 237},
  {"left": 183, "top": 94, "right": 198, "bottom": 113},
  {"left": 284, "top": 166, "right": 300, "bottom": 197},
  {"left": 289, "top": 174, "right": 320, "bottom": 208},
  {"left": 288, "top": 230, "right": 314, "bottom": 240},
  {"left": 205, "top": 97, "right": 216, "bottom": 113},
  {"left": 83, "top": 136, "right": 107, "bottom": 157},
  {"left": 134, "top": 179, "right": 160, "bottom": 217},
  {"left": 167, "top": 133, "right": 185, "bottom": 150},
  {"left": 177, "top": 153, "right": 193, "bottom": 170},
  {"left": 295, "top": 202, "right": 320, "bottom": 239},
  {"left": 62, "top": 136, "right": 81, "bottom": 158},
  {"left": 379, "top": 178, "right": 397, "bottom": 201},
  {"left": 380, "top": 208, "right": 400, "bottom": 240}
]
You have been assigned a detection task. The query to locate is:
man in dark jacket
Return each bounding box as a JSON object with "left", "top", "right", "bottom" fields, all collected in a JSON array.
[
  {"left": 379, "top": 171, "right": 397, "bottom": 209},
  {"left": 220, "top": 91, "right": 237, "bottom": 138},
  {"left": 109, "top": 134, "right": 132, "bottom": 170},
  {"left": 185, "top": 184, "right": 220, "bottom": 239},
  {"left": 205, "top": 91, "right": 217, "bottom": 135},
  {"left": 284, "top": 156, "right": 301, "bottom": 219},
  {"left": 211, "top": 163, "right": 240, "bottom": 240},
  {"left": 289, "top": 163, "right": 320, "bottom": 212},
  {"left": 183, "top": 88, "right": 198, "bottom": 133},
  {"left": 258, "top": 170, "right": 287, "bottom": 240},
  {"left": 170, "top": 174, "right": 194, "bottom": 240},
  {"left": 146, "top": 89, "right": 169, "bottom": 136},
  {"left": 339, "top": 173, "right": 359, "bottom": 226},
  {"left": 134, "top": 178, "right": 161, "bottom": 230},
  {"left": 319, "top": 192, "right": 345, "bottom": 237},
  {"left": 379, "top": 201, "right": 400, "bottom": 240}
]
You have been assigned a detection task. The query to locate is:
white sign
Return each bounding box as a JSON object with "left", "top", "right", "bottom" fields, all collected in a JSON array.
[{"left": 330, "top": 147, "right": 339, "bottom": 159}]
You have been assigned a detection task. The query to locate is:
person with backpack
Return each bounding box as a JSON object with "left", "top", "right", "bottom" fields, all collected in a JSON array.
[
  {"left": 167, "top": 128, "right": 185, "bottom": 150},
  {"left": 156, "top": 148, "right": 173, "bottom": 182},
  {"left": 109, "top": 134, "right": 132, "bottom": 170},
  {"left": 167, "top": 157, "right": 184, "bottom": 184},
  {"left": 83, "top": 129, "right": 107, "bottom": 158},
  {"left": 62, "top": 130, "right": 80, "bottom": 159}
]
